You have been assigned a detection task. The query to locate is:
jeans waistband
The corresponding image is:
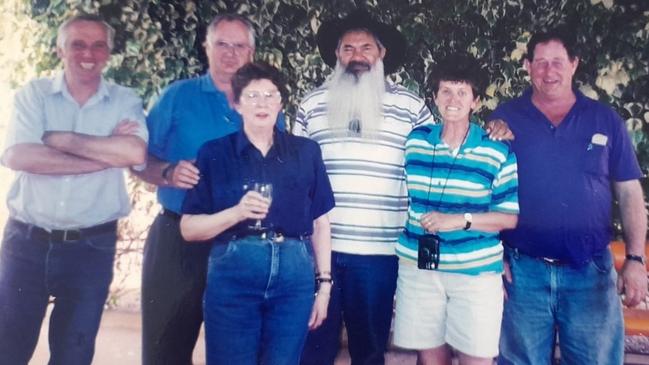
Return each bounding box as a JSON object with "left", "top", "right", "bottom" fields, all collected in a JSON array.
[
  {"left": 506, "top": 246, "right": 570, "bottom": 266},
  {"left": 223, "top": 230, "right": 310, "bottom": 244},
  {"left": 11, "top": 218, "right": 117, "bottom": 242}
]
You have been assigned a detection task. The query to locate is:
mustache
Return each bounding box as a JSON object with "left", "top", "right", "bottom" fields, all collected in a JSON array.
[{"left": 345, "top": 61, "right": 371, "bottom": 74}]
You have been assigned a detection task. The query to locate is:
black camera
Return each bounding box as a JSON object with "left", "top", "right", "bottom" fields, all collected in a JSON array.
[{"left": 418, "top": 234, "right": 440, "bottom": 270}]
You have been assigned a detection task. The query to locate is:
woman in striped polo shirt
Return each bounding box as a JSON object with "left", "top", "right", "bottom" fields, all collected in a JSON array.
[{"left": 393, "top": 54, "right": 519, "bottom": 365}]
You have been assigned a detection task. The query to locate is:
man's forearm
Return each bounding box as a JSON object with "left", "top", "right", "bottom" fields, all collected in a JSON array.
[
  {"left": 616, "top": 180, "right": 648, "bottom": 256},
  {"left": 131, "top": 153, "right": 171, "bottom": 186},
  {"left": 2, "top": 143, "right": 109, "bottom": 175},
  {"left": 44, "top": 131, "right": 146, "bottom": 167}
]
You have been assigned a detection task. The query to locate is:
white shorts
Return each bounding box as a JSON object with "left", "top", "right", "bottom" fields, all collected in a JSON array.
[{"left": 392, "top": 262, "right": 503, "bottom": 358}]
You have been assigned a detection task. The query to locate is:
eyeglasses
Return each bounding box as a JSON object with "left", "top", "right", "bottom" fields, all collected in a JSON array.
[
  {"left": 214, "top": 40, "right": 251, "bottom": 55},
  {"left": 241, "top": 90, "right": 282, "bottom": 105}
]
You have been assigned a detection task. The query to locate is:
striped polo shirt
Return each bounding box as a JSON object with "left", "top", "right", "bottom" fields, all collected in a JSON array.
[
  {"left": 396, "top": 122, "right": 519, "bottom": 275},
  {"left": 294, "top": 83, "right": 434, "bottom": 255}
]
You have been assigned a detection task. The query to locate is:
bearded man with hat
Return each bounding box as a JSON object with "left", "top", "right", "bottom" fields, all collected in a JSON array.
[{"left": 294, "top": 10, "right": 511, "bottom": 364}]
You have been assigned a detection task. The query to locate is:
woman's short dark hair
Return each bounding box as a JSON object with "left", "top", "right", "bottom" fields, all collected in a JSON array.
[
  {"left": 231, "top": 62, "right": 288, "bottom": 104},
  {"left": 525, "top": 28, "right": 578, "bottom": 62},
  {"left": 430, "top": 53, "right": 486, "bottom": 99}
]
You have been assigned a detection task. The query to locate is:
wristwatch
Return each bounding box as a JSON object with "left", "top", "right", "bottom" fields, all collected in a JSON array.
[
  {"left": 626, "top": 254, "right": 646, "bottom": 265},
  {"left": 161, "top": 163, "right": 175, "bottom": 182},
  {"left": 463, "top": 213, "right": 472, "bottom": 230}
]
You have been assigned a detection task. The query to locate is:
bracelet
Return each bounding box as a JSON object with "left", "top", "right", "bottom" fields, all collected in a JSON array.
[
  {"left": 315, "top": 277, "right": 333, "bottom": 292},
  {"left": 626, "top": 254, "right": 646, "bottom": 265},
  {"left": 161, "top": 163, "right": 176, "bottom": 182}
]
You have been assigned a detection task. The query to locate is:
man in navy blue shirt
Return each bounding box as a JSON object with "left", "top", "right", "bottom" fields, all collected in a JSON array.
[
  {"left": 492, "top": 29, "right": 647, "bottom": 365},
  {"left": 133, "top": 14, "right": 283, "bottom": 364}
]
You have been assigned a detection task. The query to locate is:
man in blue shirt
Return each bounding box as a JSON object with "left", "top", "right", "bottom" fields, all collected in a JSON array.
[
  {"left": 133, "top": 14, "right": 283, "bottom": 364},
  {"left": 491, "top": 29, "right": 647, "bottom": 365},
  {"left": 0, "top": 15, "right": 147, "bottom": 365}
]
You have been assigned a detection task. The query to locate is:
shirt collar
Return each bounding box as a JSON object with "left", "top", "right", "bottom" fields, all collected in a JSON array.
[
  {"left": 463, "top": 122, "right": 484, "bottom": 149},
  {"left": 50, "top": 71, "right": 110, "bottom": 101},
  {"left": 427, "top": 122, "right": 484, "bottom": 151},
  {"left": 200, "top": 73, "right": 222, "bottom": 93},
  {"left": 573, "top": 88, "right": 588, "bottom": 107},
  {"left": 523, "top": 87, "right": 587, "bottom": 107},
  {"left": 51, "top": 72, "right": 66, "bottom": 94},
  {"left": 235, "top": 128, "right": 292, "bottom": 161}
]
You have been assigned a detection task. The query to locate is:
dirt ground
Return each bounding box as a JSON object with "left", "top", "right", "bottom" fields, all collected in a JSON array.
[{"left": 29, "top": 307, "right": 418, "bottom": 365}]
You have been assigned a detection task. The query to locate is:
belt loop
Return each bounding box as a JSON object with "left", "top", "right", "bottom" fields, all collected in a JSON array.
[
  {"left": 511, "top": 247, "right": 520, "bottom": 260},
  {"left": 25, "top": 222, "right": 35, "bottom": 240}
]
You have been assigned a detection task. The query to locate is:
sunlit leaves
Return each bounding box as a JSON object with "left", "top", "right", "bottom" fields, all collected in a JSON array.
[
  {"left": 591, "top": 0, "right": 615, "bottom": 10},
  {"left": 5, "top": 0, "right": 649, "bottom": 178},
  {"left": 4, "top": 0, "right": 649, "bottom": 305}
]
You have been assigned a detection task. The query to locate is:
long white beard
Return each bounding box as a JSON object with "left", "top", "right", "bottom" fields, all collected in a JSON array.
[{"left": 325, "top": 59, "right": 386, "bottom": 137}]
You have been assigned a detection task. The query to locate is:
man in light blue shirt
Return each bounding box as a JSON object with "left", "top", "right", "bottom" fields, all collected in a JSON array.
[
  {"left": 0, "top": 14, "right": 147, "bottom": 365},
  {"left": 132, "top": 14, "right": 284, "bottom": 364}
]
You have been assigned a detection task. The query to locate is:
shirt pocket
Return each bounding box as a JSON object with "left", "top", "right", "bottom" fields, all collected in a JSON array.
[{"left": 582, "top": 145, "right": 609, "bottom": 176}]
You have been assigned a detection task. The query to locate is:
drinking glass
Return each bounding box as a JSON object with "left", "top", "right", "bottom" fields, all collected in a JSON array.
[{"left": 249, "top": 182, "right": 273, "bottom": 230}]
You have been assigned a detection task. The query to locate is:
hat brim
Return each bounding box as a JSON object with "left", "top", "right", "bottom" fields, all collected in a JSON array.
[{"left": 316, "top": 10, "right": 407, "bottom": 74}]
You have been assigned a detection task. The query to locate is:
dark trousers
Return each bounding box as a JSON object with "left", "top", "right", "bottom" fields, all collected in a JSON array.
[
  {"left": 301, "top": 252, "right": 398, "bottom": 365},
  {"left": 0, "top": 218, "right": 116, "bottom": 365},
  {"left": 141, "top": 212, "right": 210, "bottom": 365}
]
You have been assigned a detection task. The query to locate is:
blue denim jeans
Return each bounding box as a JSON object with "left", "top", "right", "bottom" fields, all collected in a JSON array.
[
  {"left": 300, "top": 252, "right": 398, "bottom": 365},
  {"left": 0, "top": 219, "right": 116, "bottom": 365},
  {"left": 204, "top": 236, "right": 315, "bottom": 365},
  {"left": 498, "top": 247, "right": 623, "bottom": 365}
]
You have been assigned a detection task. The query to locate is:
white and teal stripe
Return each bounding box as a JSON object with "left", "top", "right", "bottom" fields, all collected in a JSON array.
[{"left": 396, "top": 122, "right": 519, "bottom": 274}]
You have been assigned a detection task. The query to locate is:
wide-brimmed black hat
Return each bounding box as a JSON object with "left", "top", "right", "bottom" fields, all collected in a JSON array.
[{"left": 316, "top": 10, "right": 407, "bottom": 74}]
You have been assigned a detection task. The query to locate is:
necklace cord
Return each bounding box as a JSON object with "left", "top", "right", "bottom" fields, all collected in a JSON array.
[{"left": 423, "top": 124, "right": 470, "bottom": 210}]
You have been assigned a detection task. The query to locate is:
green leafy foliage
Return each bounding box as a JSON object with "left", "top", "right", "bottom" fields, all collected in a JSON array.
[
  {"left": 2, "top": 0, "right": 648, "bottom": 305},
  {"left": 6, "top": 0, "right": 648, "bottom": 158}
]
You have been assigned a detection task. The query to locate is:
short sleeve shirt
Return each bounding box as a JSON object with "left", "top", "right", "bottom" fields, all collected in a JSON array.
[
  {"left": 489, "top": 89, "right": 642, "bottom": 264},
  {"left": 396, "top": 122, "right": 519, "bottom": 275},
  {"left": 182, "top": 130, "right": 335, "bottom": 242},
  {"left": 293, "top": 83, "right": 435, "bottom": 255}
]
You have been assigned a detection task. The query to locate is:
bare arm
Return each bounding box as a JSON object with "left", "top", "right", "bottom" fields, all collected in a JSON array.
[
  {"left": 616, "top": 180, "right": 648, "bottom": 257},
  {"left": 421, "top": 211, "right": 518, "bottom": 234},
  {"left": 614, "top": 179, "right": 648, "bottom": 307},
  {"left": 2, "top": 143, "right": 109, "bottom": 175},
  {"left": 131, "top": 153, "right": 200, "bottom": 189},
  {"left": 180, "top": 191, "right": 270, "bottom": 242},
  {"left": 309, "top": 213, "right": 332, "bottom": 330},
  {"left": 43, "top": 130, "right": 146, "bottom": 168},
  {"left": 311, "top": 213, "right": 332, "bottom": 278}
]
